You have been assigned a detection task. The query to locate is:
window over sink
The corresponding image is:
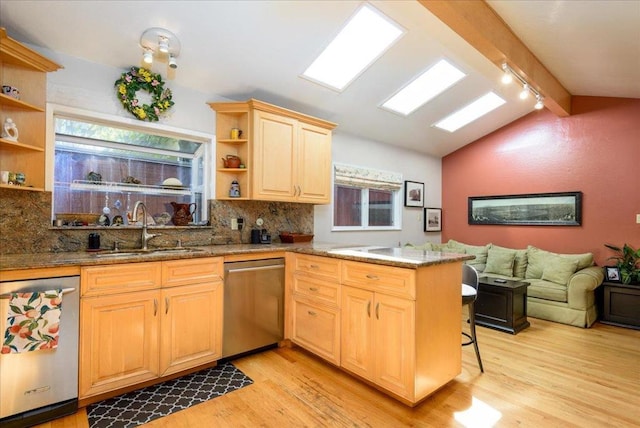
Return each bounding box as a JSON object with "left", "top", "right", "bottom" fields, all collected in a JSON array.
[{"left": 52, "top": 112, "right": 211, "bottom": 227}]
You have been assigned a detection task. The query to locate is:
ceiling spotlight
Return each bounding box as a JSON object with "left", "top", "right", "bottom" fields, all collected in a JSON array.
[
  {"left": 142, "top": 49, "right": 153, "bottom": 64},
  {"left": 139, "top": 28, "right": 181, "bottom": 74},
  {"left": 158, "top": 36, "right": 169, "bottom": 53},
  {"left": 501, "top": 63, "right": 513, "bottom": 84},
  {"left": 519, "top": 84, "right": 529, "bottom": 100},
  {"left": 169, "top": 55, "right": 178, "bottom": 69},
  {"left": 534, "top": 95, "right": 544, "bottom": 110}
]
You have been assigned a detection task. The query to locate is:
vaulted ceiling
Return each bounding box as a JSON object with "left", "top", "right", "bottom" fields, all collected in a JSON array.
[{"left": 1, "top": 1, "right": 638, "bottom": 157}]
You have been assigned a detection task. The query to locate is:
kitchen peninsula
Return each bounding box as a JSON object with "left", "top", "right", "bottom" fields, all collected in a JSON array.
[{"left": 0, "top": 243, "right": 471, "bottom": 407}]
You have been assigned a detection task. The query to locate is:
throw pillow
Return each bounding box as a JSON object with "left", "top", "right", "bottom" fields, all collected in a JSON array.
[
  {"left": 541, "top": 254, "right": 579, "bottom": 285},
  {"left": 492, "top": 244, "right": 528, "bottom": 278},
  {"left": 526, "top": 246, "right": 594, "bottom": 279},
  {"left": 484, "top": 248, "right": 517, "bottom": 276},
  {"left": 405, "top": 242, "right": 432, "bottom": 251},
  {"left": 447, "top": 240, "right": 490, "bottom": 271}
]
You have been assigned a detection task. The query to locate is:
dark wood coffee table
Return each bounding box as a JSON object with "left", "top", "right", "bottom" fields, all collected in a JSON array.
[{"left": 476, "top": 277, "right": 530, "bottom": 334}]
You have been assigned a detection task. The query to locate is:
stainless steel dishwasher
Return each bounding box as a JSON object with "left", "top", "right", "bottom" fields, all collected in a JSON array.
[
  {"left": 222, "top": 258, "right": 284, "bottom": 359},
  {"left": 0, "top": 276, "right": 79, "bottom": 428}
]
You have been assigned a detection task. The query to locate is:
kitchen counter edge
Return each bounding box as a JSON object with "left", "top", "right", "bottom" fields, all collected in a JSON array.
[{"left": 0, "top": 242, "right": 473, "bottom": 273}]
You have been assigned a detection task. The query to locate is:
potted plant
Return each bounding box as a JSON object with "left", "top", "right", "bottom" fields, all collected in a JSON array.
[{"left": 604, "top": 243, "right": 640, "bottom": 284}]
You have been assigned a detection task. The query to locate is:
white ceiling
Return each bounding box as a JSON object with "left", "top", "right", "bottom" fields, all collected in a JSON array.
[{"left": 1, "top": 1, "right": 638, "bottom": 158}]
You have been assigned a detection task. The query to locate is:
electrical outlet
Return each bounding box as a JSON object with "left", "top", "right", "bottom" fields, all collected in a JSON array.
[
  {"left": 636, "top": 214, "right": 640, "bottom": 224},
  {"left": 231, "top": 218, "right": 238, "bottom": 230},
  {"left": 237, "top": 217, "right": 244, "bottom": 230}
]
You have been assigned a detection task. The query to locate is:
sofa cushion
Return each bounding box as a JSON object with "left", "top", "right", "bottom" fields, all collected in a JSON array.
[
  {"left": 525, "top": 246, "right": 594, "bottom": 280},
  {"left": 541, "top": 254, "right": 579, "bottom": 285},
  {"left": 430, "top": 242, "right": 450, "bottom": 251},
  {"left": 526, "top": 279, "right": 568, "bottom": 302},
  {"left": 405, "top": 242, "right": 432, "bottom": 251},
  {"left": 491, "top": 244, "right": 528, "bottom": 278},
  {"left": 447, "top": 240, "right": 490, "bottom": 272},
  {"left": 484, "top": 248, "right": 516, "bottom": 276}
]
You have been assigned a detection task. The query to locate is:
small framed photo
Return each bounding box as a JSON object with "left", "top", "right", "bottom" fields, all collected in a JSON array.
[
  {"left": 404, "top": 181, "right": 424, "bottom": 207},
  {"left": 424, "top": 207, "right": 442, "bottom": 232},
  {"left": 604, "top": 266, "right": 621, "bottom": 282}
]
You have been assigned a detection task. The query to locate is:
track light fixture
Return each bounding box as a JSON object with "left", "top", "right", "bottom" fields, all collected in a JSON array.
[
  {"left": 139, "top": 27, "right": 181, "bottom": 72},
  {"left": 501, "top": 63, "right": 544, "bottom": 110},
  {"left": 501, "top": 63, "right": 513, "bottom": 84}
]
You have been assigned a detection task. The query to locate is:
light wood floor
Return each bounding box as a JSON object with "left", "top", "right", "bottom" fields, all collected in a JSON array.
[{"left": 36, "top": 316, "right": 640, "bottom": 428}]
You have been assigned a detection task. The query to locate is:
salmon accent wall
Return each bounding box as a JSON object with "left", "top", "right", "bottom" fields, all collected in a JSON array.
[{"left": 442, "top": 96, "right": 640, "bottom": 266}]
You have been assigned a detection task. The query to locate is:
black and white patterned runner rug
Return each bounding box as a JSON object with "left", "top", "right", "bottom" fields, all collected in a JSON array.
[{"left": 87, "top": 362, "right": 253, "bottom": 428}]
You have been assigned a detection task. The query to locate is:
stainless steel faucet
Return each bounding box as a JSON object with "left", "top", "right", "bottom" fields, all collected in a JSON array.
[{"left": 132, "top": 201, "right": 159, "bottom": 250}]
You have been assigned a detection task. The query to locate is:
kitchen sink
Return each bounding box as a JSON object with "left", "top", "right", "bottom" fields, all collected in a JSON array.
[{"left": 93, "top": 247, "right": 205, "bottom": 258}]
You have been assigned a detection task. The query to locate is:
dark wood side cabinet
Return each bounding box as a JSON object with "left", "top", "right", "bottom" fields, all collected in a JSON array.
[
  {"left": 599, "top": 282, "right": 640, "bottom": 330},
  {"left": 475, "top": 277, "right": 530, "bottom": 334}
]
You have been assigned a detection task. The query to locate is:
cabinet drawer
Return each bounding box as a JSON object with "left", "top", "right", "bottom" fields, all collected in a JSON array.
[
  {"left": 342, "top": 261, "right": 415, "bottom": 299},
  {"left": 291, "top": 297, "right": 340, "bottom": 365},
  {"left": 293, "top": 254, "right": 341, "bottom": 281},
  {"left": 81, "top": 262, "right": 162, "bottom": 296},
  {"left": 162, "top": 257, "right": 223, "bottom": 288},
  {"left": 293, "top": 273, "right": 340, "bottom": 306}
]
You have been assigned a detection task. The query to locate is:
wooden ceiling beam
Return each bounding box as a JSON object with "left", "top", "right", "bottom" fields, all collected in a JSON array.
[{"left": 418, "top": 0, "right": 572, "bottom": 116}]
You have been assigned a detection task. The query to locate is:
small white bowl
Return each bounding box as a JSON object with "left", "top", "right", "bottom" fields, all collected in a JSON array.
[{"left": 162, "top": 178, "right": 183, "bottom": 187}]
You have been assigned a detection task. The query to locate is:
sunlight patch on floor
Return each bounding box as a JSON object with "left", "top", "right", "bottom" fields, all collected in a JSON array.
[{"left": 454, "top": 396, "right": 502, "bottom": 427}]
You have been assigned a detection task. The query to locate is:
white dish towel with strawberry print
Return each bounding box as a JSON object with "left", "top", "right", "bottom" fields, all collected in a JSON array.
[{"left": 2, "top": 289, "right": 63, "bottom": 353}]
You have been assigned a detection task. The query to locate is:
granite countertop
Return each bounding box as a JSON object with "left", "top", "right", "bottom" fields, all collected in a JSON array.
[{"left": 0, "top": 242, "right": 472, "bottom": 271}]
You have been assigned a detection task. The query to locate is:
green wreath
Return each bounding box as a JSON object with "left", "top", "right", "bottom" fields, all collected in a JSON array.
[{"left": 115, "top": 67, "right": 174, "bottom": 121}]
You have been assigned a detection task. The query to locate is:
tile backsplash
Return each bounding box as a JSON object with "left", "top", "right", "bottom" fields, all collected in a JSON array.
[{"left": 0, "top": 188, "right": 313, "bottom": 254}]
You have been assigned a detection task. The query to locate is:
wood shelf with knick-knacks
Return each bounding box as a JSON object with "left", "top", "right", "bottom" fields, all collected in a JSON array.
[{"left": 0, "top": 27, "right": 62, "bottom": 192}]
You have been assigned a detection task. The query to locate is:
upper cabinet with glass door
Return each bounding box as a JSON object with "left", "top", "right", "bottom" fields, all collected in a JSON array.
[{"left": 0, "top": 28, "right": 62, "bottom": 192}]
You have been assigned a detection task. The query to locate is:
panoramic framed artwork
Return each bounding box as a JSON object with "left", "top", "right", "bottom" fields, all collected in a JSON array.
[
  {"left": 424, "top": 208, "right": 442, "bottom": 232},
  {"left": 468, "top": 191, "right": 582, "bottom": 226},
  {"left": 604, "top": 266, "right": 621, "bottom": 282},
  {"left": 404, "top": 181, "right": 424, "bottom": 207}
]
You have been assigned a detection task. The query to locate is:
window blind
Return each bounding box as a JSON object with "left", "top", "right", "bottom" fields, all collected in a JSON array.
[{"left": 334, "top": 163, "right": 402, "bottom": 191}]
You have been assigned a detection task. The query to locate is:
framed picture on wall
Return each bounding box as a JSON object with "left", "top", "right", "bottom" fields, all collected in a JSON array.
[
  {"left": 424, "top": 208, "right": 442, "bottom": 232},
  {"left": 404, "top": 181, "right": 424, "bottom": 207}
]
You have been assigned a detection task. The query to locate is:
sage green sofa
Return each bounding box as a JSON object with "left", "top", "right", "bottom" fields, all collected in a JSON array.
[{"left": 407, "top": 240, "right": 604, "bottom": 328}]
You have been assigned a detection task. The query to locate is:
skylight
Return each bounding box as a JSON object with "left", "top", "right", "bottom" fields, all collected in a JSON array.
[
  {"left": 382, "top": 59, "right": 466, "bottom": 116},
  {"left": 302, "top": 4, "right": 404, "bottom": 91},
  {"left": 434, "top": 92, "right": 506, "bottom": 132}
]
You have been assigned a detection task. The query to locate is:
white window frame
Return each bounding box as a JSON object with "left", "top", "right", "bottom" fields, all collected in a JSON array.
[
  {"left": 332, "top": 163, "right": 402, "bottom": 231},
  {"left": 46, "top": 104, "right": 214, "bottom": 220}
]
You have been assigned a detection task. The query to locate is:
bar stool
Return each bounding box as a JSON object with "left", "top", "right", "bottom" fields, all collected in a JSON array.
[{"left": 462, "top": 264, "right": 484, "bottom": 372}]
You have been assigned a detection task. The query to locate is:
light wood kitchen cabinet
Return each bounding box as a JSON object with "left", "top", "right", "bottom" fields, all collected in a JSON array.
[
  {"left": 341, "top": 285, "right": 415, "bottom": 399},
  {"left": 209, "top": 99, "right": 336, "bottom": 203},
  {"left": 160, "top": 282, "right": 223, "bottom": 375},
  {"left": 80, "top": 289, "right": 160, "bottom": 398},
  {"left": 79, "top": 257, "right": 223, "bottom": 399},
  {"left": 288, "top": 254, "right": 341, "bottom": 365},
  {"left": 0, "top": 28, "right": 62, "bottom": 192}
]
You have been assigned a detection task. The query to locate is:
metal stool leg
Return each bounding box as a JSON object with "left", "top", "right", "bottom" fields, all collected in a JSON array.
[{"left": 468, "top": 301, "right": 484, "bottom": 372}]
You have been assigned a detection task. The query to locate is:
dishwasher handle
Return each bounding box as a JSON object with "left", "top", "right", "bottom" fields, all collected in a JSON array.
[{"left": 226, "top": 265, "right": 284, "bottom": 274}]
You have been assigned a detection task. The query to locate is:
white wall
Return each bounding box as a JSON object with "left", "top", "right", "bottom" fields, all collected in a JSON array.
[
  {"left": 314, "top": 133, "right": 442, "bottom": 247},
  {"left": 33, "top": 45, "right": 443, "bottom": 247},
  {"left": 31, "top": 44, "right": 230, "bottom": 133}
]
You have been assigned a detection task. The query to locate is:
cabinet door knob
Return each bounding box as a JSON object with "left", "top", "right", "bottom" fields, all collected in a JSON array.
[
  {"left": 153, "top": 298, "right": 158, "bottom": 316},
  {"left": 366, "top": 274, "right": 379, "bottom": 280},
  {"left": 165, "top": 297, "right": 170, "bottom": 314},
  {"left": 367, "top": 301, "right": 371, "bottom": 317},
  {"left": 308, "top": 310, "right": 317, "bottom": 316},
  {"left": 375, "top": 302, "right": 380, "bottom": 320},
  {"left": 309, "top": 287, "right": 319, "bottom": 292}
]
